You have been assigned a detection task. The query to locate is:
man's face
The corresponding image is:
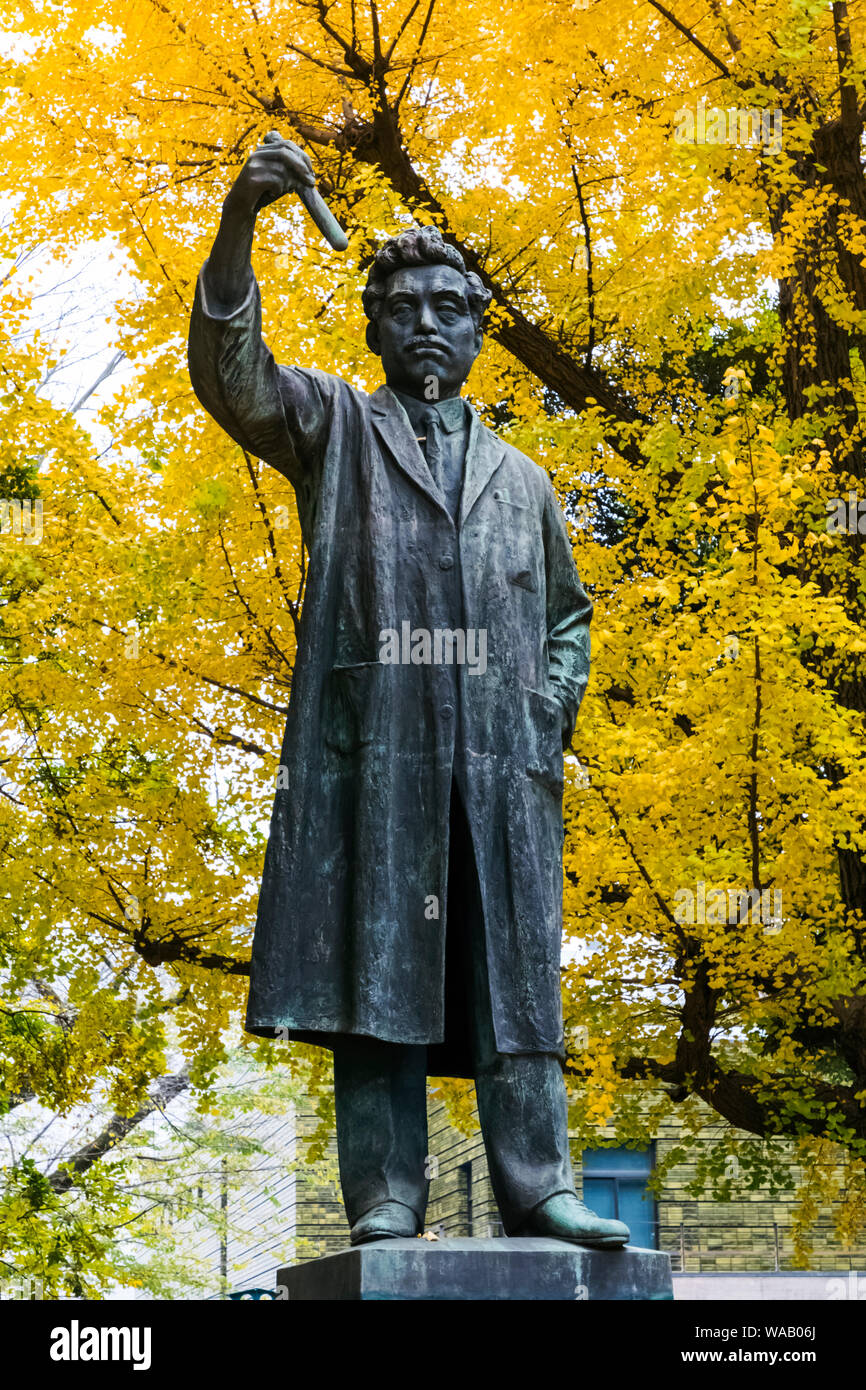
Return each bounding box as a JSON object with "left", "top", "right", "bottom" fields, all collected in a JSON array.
[{"left": 366, "top": 264, "right": 483, "bottom": 399}]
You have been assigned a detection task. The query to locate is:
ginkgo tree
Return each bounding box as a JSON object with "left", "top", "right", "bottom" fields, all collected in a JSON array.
[{"left": 2, "top": 0, "right": 866, "bottom": 1286}]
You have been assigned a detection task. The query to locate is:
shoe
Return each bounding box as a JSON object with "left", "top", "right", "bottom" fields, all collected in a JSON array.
[
  {"left": 349, "top": 1200, "right": 421, "bottom": 1245},
  {"left": 516, "top": 1192, "right": 630, "bottom": 1248}
]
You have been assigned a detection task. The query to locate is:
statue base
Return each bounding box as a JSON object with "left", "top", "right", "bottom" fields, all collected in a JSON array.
[{"left": 276, "top": 1237, "right": 673, "bottom": 1301}]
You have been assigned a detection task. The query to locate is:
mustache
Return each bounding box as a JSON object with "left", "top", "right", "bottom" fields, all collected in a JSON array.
[{"left": 405, "top": 338, "right": 450, "bottom": 353}]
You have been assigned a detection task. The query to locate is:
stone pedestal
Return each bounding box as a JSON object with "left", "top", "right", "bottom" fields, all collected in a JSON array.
[{"left": 276, "top": 1237, "right": 673, "bottom": 1301}]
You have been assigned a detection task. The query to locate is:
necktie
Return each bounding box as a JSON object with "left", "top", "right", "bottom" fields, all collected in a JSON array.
[{"left": 418, "top": 406, "right": 444, "bottom": 492}]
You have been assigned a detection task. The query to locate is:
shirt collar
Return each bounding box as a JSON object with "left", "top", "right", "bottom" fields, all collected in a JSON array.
[{"left": 392, "top": 388, "right": 468, "bottom": 435}]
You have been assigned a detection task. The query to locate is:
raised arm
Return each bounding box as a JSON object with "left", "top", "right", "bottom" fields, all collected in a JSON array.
[
  {"left": 205, "top": 136, "right": 316, "bottom": 313},
  {"left": 188, "top": 136, "right": 336, "bottom": 516}
]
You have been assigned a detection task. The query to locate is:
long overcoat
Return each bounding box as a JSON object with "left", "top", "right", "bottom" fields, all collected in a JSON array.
[{"left": 188, "top": 265, "right": 593, "bottom": 1075}]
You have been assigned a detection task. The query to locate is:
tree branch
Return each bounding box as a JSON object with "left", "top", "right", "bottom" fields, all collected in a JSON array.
[
  {"left": 647, "top": 1, "right": 731, "bottom": 78},
  {"left": 49, "top": 1068, "right": 191, "bottom": 1193}
]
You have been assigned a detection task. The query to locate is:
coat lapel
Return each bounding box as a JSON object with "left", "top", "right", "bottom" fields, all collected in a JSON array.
[
  {"left": 369, "top": 385, "right": 447, "bottom": 514},
  {"left": 369, "top": 385, "right": 506, "bottom": 528},
  {"left": 460, "top": 406, "right": 506, "bottom": 528}
]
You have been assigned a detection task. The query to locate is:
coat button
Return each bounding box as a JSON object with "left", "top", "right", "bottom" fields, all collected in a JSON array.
[
  {"left": 441, "top": 704, "right": 454, "bottom": 719},
  {"left": 439, "top": 553, "right": 454, "bottom": 569}
]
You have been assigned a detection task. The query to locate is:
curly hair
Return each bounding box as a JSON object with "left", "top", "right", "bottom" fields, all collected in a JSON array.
[{"left": 362, "top": 226, "right": 491, "bottom": 329}]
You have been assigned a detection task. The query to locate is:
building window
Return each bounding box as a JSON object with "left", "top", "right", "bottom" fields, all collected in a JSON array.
[
  {"left": 457, "top": 1160, "right": 473, "bottom": 1236},
  {"left": 580, "top": 1144, "right": 658, "bottom": 1249}
]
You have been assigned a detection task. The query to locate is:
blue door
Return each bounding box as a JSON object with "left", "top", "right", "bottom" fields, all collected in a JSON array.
[{"left": 581, "top": 1145, "right": 657, "bottom": 1249}]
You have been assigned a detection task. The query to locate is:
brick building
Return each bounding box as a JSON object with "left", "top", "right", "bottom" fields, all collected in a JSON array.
[
  {"left": 131, "top": 1080, "right": 866, "bottom": 1294},
  {"left": 265, "top": 1093, "right": 866, "bottom": 1279}
]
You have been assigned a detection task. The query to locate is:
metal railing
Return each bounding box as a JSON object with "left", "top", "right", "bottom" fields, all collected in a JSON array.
[{"left": 660, "top": 1223, "right": 866, "bottom": 1273}]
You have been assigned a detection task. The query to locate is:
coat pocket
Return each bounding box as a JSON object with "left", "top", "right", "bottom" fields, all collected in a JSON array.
[
  {"left": 521, "top": 684, "right": 565, "bottom": 794},
  {"left": 323, "top": 661, "right": 381, "bottom": 755}
]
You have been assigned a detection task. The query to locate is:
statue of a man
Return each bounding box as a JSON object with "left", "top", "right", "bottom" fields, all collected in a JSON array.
[{"left": 188, "top": 135, "right": 629, "bottom": 1249}]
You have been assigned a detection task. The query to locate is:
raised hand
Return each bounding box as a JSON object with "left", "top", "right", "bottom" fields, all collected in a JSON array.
[{"left": 225, "top": 131, "right": 316, "bottom": 218}]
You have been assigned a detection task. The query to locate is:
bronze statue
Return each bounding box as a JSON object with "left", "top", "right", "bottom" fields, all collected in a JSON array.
[{"left": 188, "top": 133, "right": 630, "bottom": 1249}]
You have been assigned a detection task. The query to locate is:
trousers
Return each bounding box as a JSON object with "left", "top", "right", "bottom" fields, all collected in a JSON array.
[{"left": 332, "top": 777, "right": 578, "bottom": 1233}]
